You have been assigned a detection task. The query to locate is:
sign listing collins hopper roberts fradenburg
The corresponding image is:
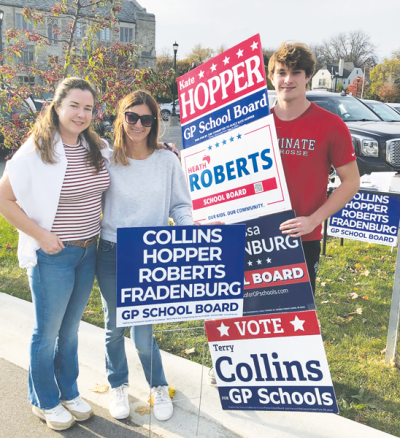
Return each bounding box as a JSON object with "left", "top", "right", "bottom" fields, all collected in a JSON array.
[
  {"left": 328, "top": 191, "right": 400, "bottom": 246},
  {"left": 116, "top": 225, "right": 246, "bottom": 327},
  {"left": 205, "top": 311, "right": 338, "bottom": 413},
  {"left": 179, "top": 34, "right": 291, "bottom": 224}
]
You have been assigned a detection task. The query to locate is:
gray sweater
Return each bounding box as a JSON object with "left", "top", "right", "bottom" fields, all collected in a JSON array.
[{"left": 100, "top": 148, "right": 194, "bottom": 243}]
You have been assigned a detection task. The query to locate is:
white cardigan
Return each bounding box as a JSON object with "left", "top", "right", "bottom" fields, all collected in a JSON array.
[{"left": 6, "top": 133, "right": 112, "bottom": 268}]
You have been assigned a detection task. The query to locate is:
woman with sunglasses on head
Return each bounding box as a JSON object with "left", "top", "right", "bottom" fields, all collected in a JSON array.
[
  {"left": 96, "top": 90, "right": 193, "bottom": 422},
  {"left": 0, "top": 78, "right": 112, "bottom": 430}
]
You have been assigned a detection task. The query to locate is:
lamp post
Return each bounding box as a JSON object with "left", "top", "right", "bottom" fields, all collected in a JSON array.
[
  {"left": 356, "top": 76, "right": 360, "bottom": 98},
  {"left": 171, "top": 41, "right": 179, "bottom": 125},
  {"left": 0, "top": 10, "right": 4, "bottom": 66}
]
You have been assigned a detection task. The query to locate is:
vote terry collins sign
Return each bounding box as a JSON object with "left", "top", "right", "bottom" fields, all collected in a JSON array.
[
  {"left": 205, "top": 311, "right": 338, "bottom": 413},
  {"left": 116, "top": 225, "right": 246, "bottom": 326}
]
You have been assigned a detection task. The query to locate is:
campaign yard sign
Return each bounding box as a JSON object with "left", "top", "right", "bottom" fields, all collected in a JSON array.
[
  {"left": 116, "top": 225, "right": 246, "bottom": 327},
  {"left": 243, "top": 211, "right": 315, "bottom": 315},
  {"left": 179, "top": 34, "right": 269, "bottom": 149},
  {"left": 205, "top": 311, "right": 338, "bottom": 413},
  {"left": 179, "top": 34, "right": 291, "bottom": 224},
  {"left": 181, "top": 117, "right": 291, "bottom": 224},
  {"left": 328, "top": 191, "right": 400, "bottom": 246}
]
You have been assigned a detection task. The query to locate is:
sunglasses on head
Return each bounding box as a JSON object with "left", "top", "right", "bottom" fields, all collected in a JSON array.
[{"left": 124, "top": 111, "right": 156, "bottom": 127}]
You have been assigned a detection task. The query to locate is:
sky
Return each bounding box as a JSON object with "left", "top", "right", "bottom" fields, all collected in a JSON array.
[{"left": 141, "top": 0, "right": 399, "bottom": 62}]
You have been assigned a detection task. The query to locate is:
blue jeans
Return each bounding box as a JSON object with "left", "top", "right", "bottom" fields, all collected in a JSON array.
[
  {"left": 96, "top": 239, "right": 168, "bottom": 389},
  {"left": 27, "top": 243, "right": 96, "bottom": 409}
]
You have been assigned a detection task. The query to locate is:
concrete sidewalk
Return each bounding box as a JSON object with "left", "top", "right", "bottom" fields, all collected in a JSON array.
[{"left": 0, "top": 292, "right": 395, "bottom": 438}]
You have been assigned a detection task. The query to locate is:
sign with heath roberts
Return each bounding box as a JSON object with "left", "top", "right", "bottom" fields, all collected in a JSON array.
[
  {"left": 116, "top": 225, "right": 246, "bottom": 326},
  {"left": 205, "top": 311, "right": 338, "bottom": 413}
]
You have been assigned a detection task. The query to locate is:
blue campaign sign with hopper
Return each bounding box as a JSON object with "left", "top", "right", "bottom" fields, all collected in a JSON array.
[{"left": 116, "top": 225, "right": 246, "bottom": 326}]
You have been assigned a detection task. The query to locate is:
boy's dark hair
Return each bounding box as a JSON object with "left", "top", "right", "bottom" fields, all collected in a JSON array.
[{"left": 268, "top": 41, "right": 316, "bottom": 78}]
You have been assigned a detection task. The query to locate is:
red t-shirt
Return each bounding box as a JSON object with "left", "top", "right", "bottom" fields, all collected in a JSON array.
[{"left": 271, "top": 102, "right": 356, "bottom": 241}]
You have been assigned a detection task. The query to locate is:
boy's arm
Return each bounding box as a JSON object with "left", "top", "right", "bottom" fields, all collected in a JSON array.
[{"left": 279, "top": 161, "right": 360, "bottom": 238}]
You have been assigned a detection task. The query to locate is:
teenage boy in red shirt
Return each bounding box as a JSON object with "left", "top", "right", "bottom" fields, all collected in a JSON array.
[{"left": 268, "top": 42, "right": 360, "bottom": 293}]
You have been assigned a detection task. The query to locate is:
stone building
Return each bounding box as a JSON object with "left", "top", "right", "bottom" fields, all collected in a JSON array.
[{"left": 0, "top": 0, "right": 156, "bottom": 85}]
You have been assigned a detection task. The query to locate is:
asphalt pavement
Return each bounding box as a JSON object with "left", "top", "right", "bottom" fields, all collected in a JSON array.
[{"left": 0, "top": 359, "right": 155, "bottom": 438}]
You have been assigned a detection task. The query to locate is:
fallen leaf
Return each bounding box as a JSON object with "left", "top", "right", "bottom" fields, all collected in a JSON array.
[
  {"left": 360, "top": 353, "right": 367, "bottom": 359},
  {"left": 323, "top": 341, "right": 326, "bottom": 346},
  {"left": 135, "top": 405, "right": 150, "bottom": 416},
  {"left": 6, "top": 243, "right": 11, "bottom": 248},
  {"left": 356, "top": 308, "right": 362, "bottom": 314},
  {"left": 382, "top": 326, "right": 387, "bottom": 330},
  {"left": 353, "top": 287, "right": 359, "bottom": 291},
  {"left": 338, "top": 277, "right": 346, "bottom": 282},
  {"left": 169, "top": 386, "right": 176, "bottom": 398},
  {"left": 321, "top": 282, "right": 326, "bottom": 287},
  {"left": 362, "top": 296, "right": 369, "bottom": 300},
  {"left": 321, "top": 300, "right": 329, "bottom": 304},
  {"left": 348, "top": 316, "right": 354, "bottom": 321},
  {"left": 91, "top": 384, "right": 109, "bottom": 393},
  {"left": 355, "top": 263, "right": 362, "bottom": 269},
  {"left": 350, "top": 292, "right": 359, "bottom": 299},
  {"left": 181, "top": 347, "right": 196, "bottom": 355},
  {"left": 364, "top": 270, "right": 370, "bottom": 276},
  {"left": 316, "top": 277, "right": 321, "bottom": 282},
  {"left": 334, "top": 300, "right": 339, "bottom": 304},
  {"left": 362, "top": 318, "right": 367, "bottom": 323}
]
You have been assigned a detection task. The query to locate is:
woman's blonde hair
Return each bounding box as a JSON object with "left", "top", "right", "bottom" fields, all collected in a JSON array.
[
  {"left": 113, "top": 90, "right": 161, "bottom": 166},
  {"left": 31, "top": 77, "right": 105, "bottom": 172}
]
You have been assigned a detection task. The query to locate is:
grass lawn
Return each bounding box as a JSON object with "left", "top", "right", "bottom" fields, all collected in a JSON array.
[{"left": 1, "top": 216, "right": 400, "bottom": 436}]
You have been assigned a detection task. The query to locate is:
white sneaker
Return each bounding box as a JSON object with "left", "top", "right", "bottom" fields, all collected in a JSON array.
[
  {"left": 152, "top": 386, "right": 173, "bottom": 421},
  {"left": 32, "top": 404, "right": 75, "bottom": 430},
  {"left": 62, "top": 396, "right": 93, "bottom": 421},
  {"left": 109, "top": 384, "right": 130, "bottom": 419}
]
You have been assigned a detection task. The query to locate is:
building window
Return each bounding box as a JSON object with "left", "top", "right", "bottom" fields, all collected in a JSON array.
[
  {"left": 318, "top": 79, "right": 326, "bottom": 86},
  {"left": 97, "top": 27, "right": 111, "bottom": 41},
  {"left": 47, "top": 23, "right": 58, "bottom": 45},
  {"left": 120, "top": 27, "right": 133, "bottom": 43},
  {"left": 16, "top": 13, "right": 34, "bottom": 31},
  {"left": 76, "top": 22, "right": 87, "bottom": 39},
  {"left": 18, "top": 76, "right": 35, "bottom": 86},
  {"left": 22, "top": 45, "right": 35, "bottom": 64}
]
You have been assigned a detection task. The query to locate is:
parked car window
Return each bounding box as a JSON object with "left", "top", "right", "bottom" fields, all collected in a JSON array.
[
  {"left": 307, "top": 95, "right": 380, "bottom": 122},
  {"left": 363, "top": 101, "right": 400, "bottom": 122}
]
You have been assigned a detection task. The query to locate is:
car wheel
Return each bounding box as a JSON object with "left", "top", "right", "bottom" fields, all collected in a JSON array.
[{"left": 161, "top": 110, "right": 171, "bottom": 121}]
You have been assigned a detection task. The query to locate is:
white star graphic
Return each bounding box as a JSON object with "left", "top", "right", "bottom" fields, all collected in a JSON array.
[
  {"left": 250, "top": 41, "right": 258, "bottom": 50},
  {"left": 210, "top": 63, "right": 217, "bottom": 72},
  {"left": 247, "top": 260, "right": 253, "bottom": 266},
  {"left": 290, "top": 316, "right": 306, "bottom": 332},
  {"left": 198, "top": 70, "right": 204, "bottom": 79},
  {"left": 257, "top": 259, "right": 262, "bottom": 265},
  {"left": 266, "top": 258, "right": 272, "bottom": 263},
  {"left": 236, "top": 49, "right": 244, "bottom": 58},
  {"left": 223, "top": 56, "right": 230, "bottom": 65},
  {"left": 217, "top": 322, "right": 230, "bottom": 337}
]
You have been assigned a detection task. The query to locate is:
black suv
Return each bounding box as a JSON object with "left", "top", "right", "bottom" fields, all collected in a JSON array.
[{"left": 306, "top": 91, "right": 400, "bottom": 176}]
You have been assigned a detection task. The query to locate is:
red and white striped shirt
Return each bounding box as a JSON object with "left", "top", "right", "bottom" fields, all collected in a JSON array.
[{"left": 51, "top": 142, "right": 110, "bottom": 241}]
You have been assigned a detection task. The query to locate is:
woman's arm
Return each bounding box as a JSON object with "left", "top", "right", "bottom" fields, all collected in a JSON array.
[
  {"left": 0, "top": 171, "right": 64, "bottom": 254},
  {"left": 169, "top": 158, "right": 194, "bottom": 226}
]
